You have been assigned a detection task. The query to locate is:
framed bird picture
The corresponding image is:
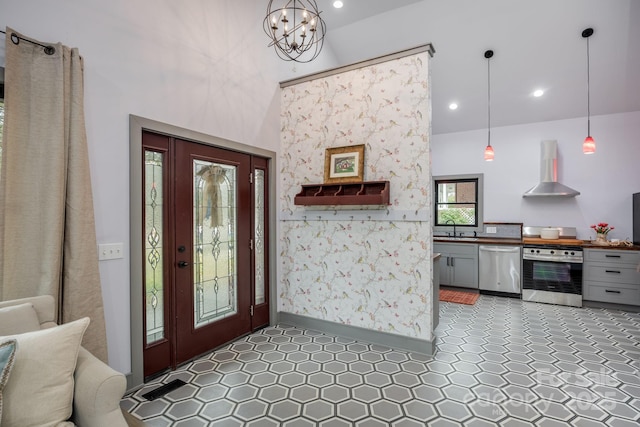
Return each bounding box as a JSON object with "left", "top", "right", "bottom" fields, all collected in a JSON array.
[{"left": 324, "top": 144, "right": 365, "bottom": 184}]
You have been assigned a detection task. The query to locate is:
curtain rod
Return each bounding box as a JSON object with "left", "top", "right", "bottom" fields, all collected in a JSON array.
[{"left": 0, "top": 29, "right": 56, "bottom": 55}]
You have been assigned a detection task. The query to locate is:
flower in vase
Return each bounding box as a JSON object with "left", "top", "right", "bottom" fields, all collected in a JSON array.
[{"left": 590, "top": 222, "right": 614, "bottom": 235}]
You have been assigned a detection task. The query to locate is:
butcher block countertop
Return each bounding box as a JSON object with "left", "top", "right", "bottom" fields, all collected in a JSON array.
[
  {"left": 523, "top": 237, "right": 584, "bottom": 246},
  {"left": 434, "top": 236, "right": 640, "bottom": 250},
  {"left": 581, "top": 242, "right": 640, "bottom": 250},
  {"left": 433, "top": 237, "right": 522, "bottom": 245}
]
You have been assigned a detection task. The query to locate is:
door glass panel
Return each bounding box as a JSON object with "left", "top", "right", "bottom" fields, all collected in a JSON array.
[
  {"left": 144, "top": 150, "right": 165, "bottom": 345},
  {"left": 254, "top": 169, "right": 265, "bottom": 305},
  {"left": 193, "top": 160, "right": 237, "bottom": 327}
]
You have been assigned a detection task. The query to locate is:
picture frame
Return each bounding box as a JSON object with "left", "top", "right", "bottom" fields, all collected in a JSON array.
[{"left": 324, "top": 144, "right": 365, "bottom": 184}]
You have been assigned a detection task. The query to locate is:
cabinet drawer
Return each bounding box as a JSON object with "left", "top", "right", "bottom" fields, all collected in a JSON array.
[
  {"left": 585, "top": 249, "right": 640, "bottom": 265},
  {"left": 584, "top": 281, "right": 640, "bottom": 306},
  {"left": 585, "top": 265, "right": 640, "bottom": 285}
]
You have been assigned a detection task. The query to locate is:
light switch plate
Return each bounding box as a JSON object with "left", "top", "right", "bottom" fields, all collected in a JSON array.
[
  {"left": 98, "top": 243, "right": 124, "bottom": 261},
  {"left": 486, "top": 226, "right": 497, "bottom": 234}
]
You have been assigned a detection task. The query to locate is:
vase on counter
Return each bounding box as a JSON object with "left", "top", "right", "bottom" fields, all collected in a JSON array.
[{"left": 596, "top": 233, "right": 608, "bottom": 244}]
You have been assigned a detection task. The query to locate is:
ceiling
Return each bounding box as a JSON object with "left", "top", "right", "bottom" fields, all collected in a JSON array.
[{"left": 292, "top": 0, "right": 640, "bottom": 135}]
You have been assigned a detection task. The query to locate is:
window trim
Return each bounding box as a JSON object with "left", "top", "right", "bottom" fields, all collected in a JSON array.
[{"left": 433, "top": 173, "right": 484, "bottom": 234}]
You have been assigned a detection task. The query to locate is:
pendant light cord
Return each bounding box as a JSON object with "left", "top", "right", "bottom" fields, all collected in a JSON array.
[
  {"left": 586, "top": 35, "right": 591, "bottom": 136},
  {"left": 487, "top": 53, "right": 492, "bottom": 147}
]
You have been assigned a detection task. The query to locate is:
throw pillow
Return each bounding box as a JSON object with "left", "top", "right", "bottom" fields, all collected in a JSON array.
[
  {"left": 0, "top": 303, "right": 41, "bottom": 335},
  {"left": 0, "top": 339, "right": 17, "bottom": 423},
  {"left": 1, "top": 317, "right": 90, "bottom": 427}
]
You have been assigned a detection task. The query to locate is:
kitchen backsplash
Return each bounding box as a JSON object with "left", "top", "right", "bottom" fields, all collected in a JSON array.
[
  {"left": 477, "top": 223, "right": 523, "bottom": 239},
  {"left": 434, "top": 222, "right": 523, "bottom": 239}
]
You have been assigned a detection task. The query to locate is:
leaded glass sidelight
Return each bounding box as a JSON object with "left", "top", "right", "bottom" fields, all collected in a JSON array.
[
  {"left": 254, "top": 169, "right": 266, "bottom": 305},
  {"left": 193, "top": 160, "right": 237, "bottom": 328},
  {"left": 144, "top": 150, "right": 165, "bottom": 345}
]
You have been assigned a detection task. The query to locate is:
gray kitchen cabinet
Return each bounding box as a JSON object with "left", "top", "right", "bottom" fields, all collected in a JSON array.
[
  {"left": 433, "top": 243, "right": 478, "bottom": 289},
  {"left": 583, "top": 248, "right": 640, "bottom": 306},
  {"left": 432, "top": 253, "right": 441, "bottom": 332}
]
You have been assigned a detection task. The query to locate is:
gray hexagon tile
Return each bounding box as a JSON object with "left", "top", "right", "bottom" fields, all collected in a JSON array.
[
  {"left": 337, "top": 400, "right": 369, "bottom": 421},
  {"left": 289, "top": 384, "right": 318, "bottom": 403},
  {"left": 122, "top": 295, "right": 640, "bottom": 426},
  {"left": 234, "top": 399, "right": 267, "bottom": 422}
]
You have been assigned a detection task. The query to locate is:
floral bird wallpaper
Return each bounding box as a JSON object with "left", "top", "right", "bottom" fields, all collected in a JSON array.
[{"left": 279, "top": 50, "right": 434, "bottom": 342}]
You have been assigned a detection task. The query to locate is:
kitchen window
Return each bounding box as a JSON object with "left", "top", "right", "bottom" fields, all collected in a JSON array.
[{"left": 433, "top": 173, "right": 484, "bottom": 233}]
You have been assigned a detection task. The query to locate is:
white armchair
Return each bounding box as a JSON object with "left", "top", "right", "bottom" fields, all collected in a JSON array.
[{"left": 0, "top": 295, "right": 132, "bottom": 427}]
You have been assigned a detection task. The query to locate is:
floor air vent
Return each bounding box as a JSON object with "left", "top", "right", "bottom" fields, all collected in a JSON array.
[{"left": 142, "top": 379, "right": 187, "bottom": 401}]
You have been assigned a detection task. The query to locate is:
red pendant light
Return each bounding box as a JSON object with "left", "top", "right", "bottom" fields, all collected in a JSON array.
[
  {"left": 583, "top": 136, "right": 595, "bottom": 154},
  {"left": 484, "top": 144, "right": 495, "bottom": 161},
  {"left": 484, "top": 49, "right": 494, "bottom": 161},
  {"left": 582, "top": 28, "right": 596, "bottom": 154}
]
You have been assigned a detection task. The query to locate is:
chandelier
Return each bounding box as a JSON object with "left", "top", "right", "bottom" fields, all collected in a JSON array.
[{"left": 263, "top": 0, "right": 327, "bottom": 63}]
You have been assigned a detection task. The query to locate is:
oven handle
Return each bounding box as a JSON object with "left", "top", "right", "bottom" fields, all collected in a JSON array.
[{"left": 523, "top": 254, "right": 583, "bottom": 263}]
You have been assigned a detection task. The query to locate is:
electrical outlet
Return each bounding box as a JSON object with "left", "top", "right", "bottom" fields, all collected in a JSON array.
[
  {"left": 486, "top": 226, "right": 497, "bottom": 234},
  {"left": 98, "top": 243, "right": 124, "bottom": 261}
]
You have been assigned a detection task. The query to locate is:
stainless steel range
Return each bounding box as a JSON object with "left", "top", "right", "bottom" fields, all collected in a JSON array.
[{"left": 522, "top": 226, "right": 583, "bottom": 307}]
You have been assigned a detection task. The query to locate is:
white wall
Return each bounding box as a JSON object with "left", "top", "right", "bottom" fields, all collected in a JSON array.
[
  {"left": 0, "top": 0, "right": 285, "bottom": 374},
  {"left": 432, "top": 111, "right": 640, "bottom": 241}
]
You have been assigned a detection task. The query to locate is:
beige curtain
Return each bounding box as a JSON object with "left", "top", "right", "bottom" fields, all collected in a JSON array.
[{"left": 0, "top": 28, "right": 107, "bottom": 362}]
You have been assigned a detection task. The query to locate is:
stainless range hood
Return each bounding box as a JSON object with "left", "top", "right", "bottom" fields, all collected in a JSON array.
[{"left": 523, "top": 140, "right": 580, "bottom": 198}]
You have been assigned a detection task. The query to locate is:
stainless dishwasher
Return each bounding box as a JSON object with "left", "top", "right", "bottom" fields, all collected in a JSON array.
[{"left": 479, "top": 245, "right": 522, "bottom": 295}]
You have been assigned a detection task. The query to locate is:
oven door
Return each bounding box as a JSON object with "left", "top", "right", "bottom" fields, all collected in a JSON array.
[{"left": 522, "top": 258, "right": 583, "bottom": 307}]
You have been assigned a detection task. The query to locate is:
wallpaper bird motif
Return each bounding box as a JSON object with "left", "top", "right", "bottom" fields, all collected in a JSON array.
[{"left": 279, "top": 51, "right": 434, "bottom": 341}]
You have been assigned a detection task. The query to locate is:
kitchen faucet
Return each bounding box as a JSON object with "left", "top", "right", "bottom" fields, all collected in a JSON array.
[{"left": 444, "top": 219, "right": 457, "bottom": 238}]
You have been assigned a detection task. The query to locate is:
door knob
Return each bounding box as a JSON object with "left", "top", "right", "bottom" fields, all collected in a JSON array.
[{"left": 178, "top": 261, "right": 189, "bottom": 268}]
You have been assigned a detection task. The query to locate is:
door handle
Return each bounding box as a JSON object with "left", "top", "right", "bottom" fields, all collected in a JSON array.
[
  {"left": 178, "top": 261, "right": 190, "bottom": 268},
  {"left": 605, "top": 290, "right": 621, "bottom": 294},
  {"left": 605, "top": 270, "right": 621, "bottom": 274}
]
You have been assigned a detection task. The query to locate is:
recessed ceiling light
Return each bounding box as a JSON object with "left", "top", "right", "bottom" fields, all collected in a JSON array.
[
  {"left": 449, "top": 103, "right": 458, "bottom": 110},
  {"left": 533, "top": 89, "right": 544, "bottom": 97},
  {"left": 333, "top": 1, "right": 344, "bottom": 8}
]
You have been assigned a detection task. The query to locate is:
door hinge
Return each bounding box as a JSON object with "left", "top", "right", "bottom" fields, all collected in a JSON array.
[
  {"left": 250, "top": 239, "right": 254, "bottom": 250},
  {"left": 250, "top": 305, "right": 254, "bottom": 316},
  {"left": 249, "top": 172, "right": 253, "bottom": 184}
]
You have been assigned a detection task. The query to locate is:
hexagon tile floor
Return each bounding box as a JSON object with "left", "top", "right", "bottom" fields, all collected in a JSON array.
[{"left": 121, "top": 295, "right": 640, "bottom": 426}]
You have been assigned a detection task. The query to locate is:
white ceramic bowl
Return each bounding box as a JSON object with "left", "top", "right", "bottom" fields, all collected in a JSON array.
[{"left": 541, "top": 227, "right": 560, "bottom": 239}]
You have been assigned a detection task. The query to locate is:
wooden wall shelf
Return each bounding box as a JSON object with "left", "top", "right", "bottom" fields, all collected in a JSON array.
[{"left": 294, "top": 181, "right": 390, "bottom": 206}]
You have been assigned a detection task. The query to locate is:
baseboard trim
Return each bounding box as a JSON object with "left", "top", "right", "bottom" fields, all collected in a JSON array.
[
  {"left": 583, "top": 300, "right": 640, "bottom": 313},
  {"left": 278, "top": 311, "right": 435, "bottom": 356}
]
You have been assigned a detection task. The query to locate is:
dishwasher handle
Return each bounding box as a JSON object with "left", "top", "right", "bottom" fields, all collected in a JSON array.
[{"left": 479, "top": 246, "right": 521, "bottom": 254}]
